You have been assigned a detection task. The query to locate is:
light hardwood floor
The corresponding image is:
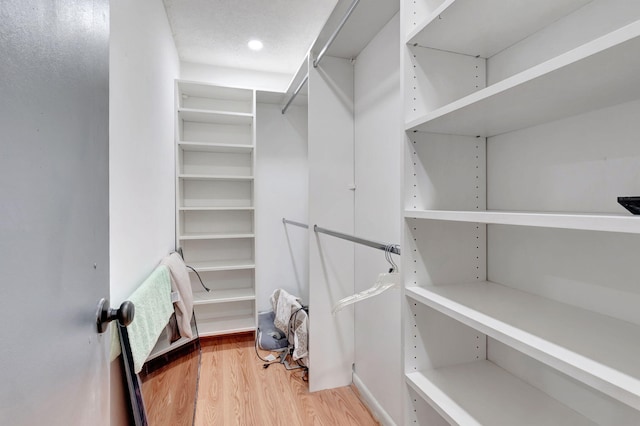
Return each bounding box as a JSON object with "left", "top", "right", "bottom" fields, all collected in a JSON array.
[
  {"left": 195, "top": 333, "right": 380, "bottom": 426},
  {"left": 141, "top": 333, "right": 380, "bottom": 426}
]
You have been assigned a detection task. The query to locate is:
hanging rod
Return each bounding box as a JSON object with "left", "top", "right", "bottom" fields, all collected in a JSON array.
[
  {"left": 313, "top": 0, "right": 361, "bottom": 68},
  {"left": 281, "top": 73, "right": 309, "bottom": 114},
  {"left": 313, "top": 225, "right": 401, "bottom": 255},
  {"left": 282, "top": 218, "right": 309, "bottom": 229}
]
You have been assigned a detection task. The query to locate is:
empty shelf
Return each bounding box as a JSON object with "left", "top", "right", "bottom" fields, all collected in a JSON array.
[
  {"left": 178, "top": 81, "right": 253, "bottom": 103},
  {"left": 406, "top": 361, "right": 594, "bottom": 425},
  {"left": 192, "top": 288, "right": 255, "bottom": 305},
  {"left": 195, "top": 314, "right": 255, "bottom": 337},
  {"left": 178, "top": 141, "right": 254, "bottom": 153},
  {"left": 406, "top": 20, "right": 640, "bottom": 136},
  {"left": 406, "top": 283, "right": 640, "bottom": 409},
  {"left": 179, "top": 206, "right": 255, "bottom": 212},
  {"left": 179, "top": 233, "right": 254, "bottom": 241},
  {"left": 407, "top": 0, "right": 591, "bottom": 58},
  {"left": 178, "top": 108, "right": 253, "bottom": 126},
  {"left": 185, "top": 260, "right": 255, "bottom": 272},
  {"left": 178, "top": 174, "right": 254, "bottom": 181},
  {"left": 404, "top": 209, "right": 640, "bottom": 234}
]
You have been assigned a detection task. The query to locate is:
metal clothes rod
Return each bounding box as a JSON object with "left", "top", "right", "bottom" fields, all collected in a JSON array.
[
  {"left": 281, "top": 73, "right": 309, "bottom": 114},
  {"left": 282, "top": 218, "right": 309, "bottom": 229},
  {"left": 314, "top": 225, "right": 401, "bottom": 255},
  {"left": 313, "top": 0, "right": 360, "bottom": 68}
]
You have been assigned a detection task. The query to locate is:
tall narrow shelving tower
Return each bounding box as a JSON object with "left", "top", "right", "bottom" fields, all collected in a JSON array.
[
  {"left": 175, "top": 81, "right": 257, "bottom": 337},
  {"left": 401, "top": 0, "right": 640, "bottom": 424}
]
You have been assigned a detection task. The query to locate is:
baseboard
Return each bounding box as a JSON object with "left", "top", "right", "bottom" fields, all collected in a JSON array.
[{"left": 352, "top": 373, "right": 397, "bottom": 426}]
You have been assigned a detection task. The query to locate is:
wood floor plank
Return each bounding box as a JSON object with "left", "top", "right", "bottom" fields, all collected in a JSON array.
[
  {"left": 141, "top": 333, "right": 380, "bottom": 425},
  {"left": 195, "top": 333, "right": 379, "bottom": 426}
]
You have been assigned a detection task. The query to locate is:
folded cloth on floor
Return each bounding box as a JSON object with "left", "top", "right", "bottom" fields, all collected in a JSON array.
[
  {"left": 160, "top": 252, "right": 194, "bottom": 338},
  {"left": 127, "top": 265, "right": 174, "bottom": 373},
  {"left": 269, "top": 288, "right": 308, "bottom": 366}
]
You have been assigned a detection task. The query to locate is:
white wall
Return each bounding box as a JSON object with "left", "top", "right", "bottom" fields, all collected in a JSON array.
[
  {"left": 308, "top": 55, "right": 355, "bottom": 392},
  {"left": 181, "top": 61, "right": 291, "bottom": 93},
  {"left": 109, "top": 2, "right": 179, "bottom": 423},
  {"left": 109, "top": 0, "right": 180, "bottom": 305},
  {"left": 353, "top": 14, "right": 402, "bottom": 426},
  {"left": 255, "top": 102, "right": 309, "bottom": 311}
]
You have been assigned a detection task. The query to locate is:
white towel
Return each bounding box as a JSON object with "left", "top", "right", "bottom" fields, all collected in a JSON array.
[
  {"left": 270, "top": 288, "right": 308, "bottom": 365},
  {"left": 290, "top": 308, "right": 308, "bottom": 365},
  {"left": 270, "top": 288, "right": 300, "bottom": 340},
  {"left": 160, "top": 252, "right": 194, "bottom": 338}
]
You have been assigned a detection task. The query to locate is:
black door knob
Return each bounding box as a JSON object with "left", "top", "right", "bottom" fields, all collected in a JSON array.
[{"left": 96, "top": 298, "right": 135, "bottom": 333}]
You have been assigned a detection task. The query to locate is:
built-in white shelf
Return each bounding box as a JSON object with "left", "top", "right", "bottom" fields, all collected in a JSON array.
[
  {"left": 178, "top": 174, "right": 254, "bottom": 182},
  {"left": 406, "top": 283, "right": 640, "bottom": 410},
  {"left": 196, "top": 315, "right": 256, "bottom": 337},
  {"left": 406, "top": 0, "right": 591, "bottom": 58},
  {"left": 178, "top": 141, "right": 254, "bottom": 153},
  {"left": 186, "top": 260, "right": 255, "bottom": 272},
  {"left": 178, "top": 108, "right": 253, "bottom": 126},
  {"left": 406, "top": 20, "right": 640, "bottom": 136},
  {"left": 404, "top": 209, "right": 640, "bottom": 234},
  {"left": 406, "top": 361, "right": 594, "bottom": 425},
  {"left": 179, "top": 81, "right": 253, "bottom": 105},
  {"left": 176, "top": 81, "right": 256, "bottom": 339},
  {"left": 179, "top": 206, "right": 255, "bottom": 212},
  {"left": 179, "top": 232, "right": 255, "bottom": 241},
  {"left": 192, "top": 288, "right": 255, "bottom": 305}
]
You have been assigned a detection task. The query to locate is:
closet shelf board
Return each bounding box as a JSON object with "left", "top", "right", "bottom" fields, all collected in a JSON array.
[
  {"left": 406, "top": 361, "right": 595, "bottom": 426},
  {"left": 178, "top": 142, "right": 254, "bottom": 153},
  {"left": 404, "top": 210, "right": 640, "bottom": 234},
  {"left": 185, "top": 260, "right": 255, "bottom": 272},
  {"left": 179, "top": 207, "right": 255, "bottom": 212},
  {"left": 178, "top": 81, "right": 253, "bottom": 103},
  {"left": 196, "top": 315, "right": 255, "bottom": 337},
  {"left": 178, "top": 108, "right": 253, "bottom": 126},
  {"left": 178, "top": 174, "right": 254, "bottom": 182},
  {"left": 192, "top": 288, "right": 255, "bottom": 305},
  {"left": 179, "top": 233, "right": 255, "bottom": 241},
  {"left": 406, "top": 283, "right": 640, "bottom": 410},
  {"left": 406, "top": 0, "right": 592, "bottom": 57},
  {"left": 405, "top": 20, "right": 640, "bottom": 136}
]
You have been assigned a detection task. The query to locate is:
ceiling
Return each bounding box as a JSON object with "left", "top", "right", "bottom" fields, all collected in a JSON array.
[
  {"left": 163, "top": 0, "right": 400, "bottom": 86},
  {"left": 162, "top": 0, "right": 338, "bottom": 75}
]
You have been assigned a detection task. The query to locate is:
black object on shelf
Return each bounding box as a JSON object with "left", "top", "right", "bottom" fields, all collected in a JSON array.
[{"left": 617, "top": 197, "right": 640, "bottom": 215}]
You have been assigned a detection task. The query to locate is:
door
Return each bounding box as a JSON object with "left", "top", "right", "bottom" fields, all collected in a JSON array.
[{"left": 0, "top": 1, "right": 110, "bottom": 425}]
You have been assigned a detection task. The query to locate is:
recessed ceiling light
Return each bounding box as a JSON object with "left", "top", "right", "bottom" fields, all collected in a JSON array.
[{"left": 248, "top": 39, "right": 263, "bottom": 51}]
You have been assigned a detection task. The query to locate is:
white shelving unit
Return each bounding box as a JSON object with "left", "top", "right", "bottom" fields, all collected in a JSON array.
[
  {"left": 406, "top": 0, "right": 592, "bottom": 58},
  {"left": 406, "top": 19, "right": 640, "bottom": 136},
  {"left": 406, "top": 362, "right": 595, "bottom": 426},
  {"left": 402, "top": 1, "right": 640, "bottom": 424},
  {"left": 175, "top": 80, "right": 257, "bottom": 337},
  {"left": 406, "top": 284, "right": 640, "bottom": 409},
  {"left": 404, "top": 209, "right": 640, "bottom": 234}
]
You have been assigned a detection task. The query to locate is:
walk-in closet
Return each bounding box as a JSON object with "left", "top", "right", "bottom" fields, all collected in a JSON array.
[{"left": 3, "top": 0, "right": 640, "bottom": 425}]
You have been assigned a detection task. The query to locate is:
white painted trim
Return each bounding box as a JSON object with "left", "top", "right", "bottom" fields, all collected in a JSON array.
[{"left": 353, "top": 373, "right": 397, "bottom": 426}]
